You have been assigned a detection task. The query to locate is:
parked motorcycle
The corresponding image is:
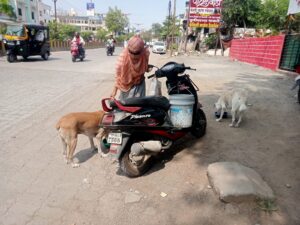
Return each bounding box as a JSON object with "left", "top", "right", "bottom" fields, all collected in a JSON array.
[
  {"left": 292, "top": 75, "right": 300, "bottom": 104},
  {"left": 71, "top": 42, "right": 85, "bottom": 62},
  {"left": 99, "top": 62, "right": 207, "bottom": 177},
  {"left": 106, "top": 43, "right": 114, "bottom": 56}
]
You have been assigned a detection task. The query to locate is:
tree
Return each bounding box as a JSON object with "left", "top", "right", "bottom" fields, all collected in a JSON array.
[
  {"left": 161, "top": 16, "right": 180, "bottom": 39},
  {"left": 151, "top": 23, "right": 163, "bottom": 38},
  {"left": 96, "top": 27, "right": 109, "bottom": 41},
  {"left": 105, "top": 7, "right": 129, "bottom": 35},
  {"left": 81, "top": 31, "right": 93, "bottom": 41},
  {"left": 0, "top": 0, "right": 16, "bottom": 18},
  {"left": 221, "top": 0, "right": 261, "bottom": 28},
  {"left": 255, "top": 0, "right": 289, "bottom": 32},
  {"left": 140, "top": 30, "right": 152, "bottom": 42},
  {"left": 288, "top": 14, "right": 300, "bottom": 33},
  {"left": 48, "top": 21, "right": 79, "bottom": 41}
]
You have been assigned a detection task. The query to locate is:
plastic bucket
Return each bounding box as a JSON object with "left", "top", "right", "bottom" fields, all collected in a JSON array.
[{"left": 169, "top": 94, "right": 195, "bottom": 128}]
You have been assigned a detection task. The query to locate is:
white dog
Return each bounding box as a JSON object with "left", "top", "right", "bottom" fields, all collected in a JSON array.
[{"left": 215, "top": 89, "right": 248, "bottom": 127}]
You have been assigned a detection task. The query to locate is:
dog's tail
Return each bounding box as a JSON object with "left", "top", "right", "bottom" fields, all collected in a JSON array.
[{"left": 55, "top": 120, "right": 61, "bottom": 130}]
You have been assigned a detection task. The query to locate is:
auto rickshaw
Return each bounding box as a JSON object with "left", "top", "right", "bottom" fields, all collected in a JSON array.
[{"left": 3, "top": 24, "right": 50, "bottom": 62}]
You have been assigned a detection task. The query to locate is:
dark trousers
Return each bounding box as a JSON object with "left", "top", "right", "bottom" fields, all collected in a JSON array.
[{"left": 78, "top": 45, "right": 85, "bottom": 56}]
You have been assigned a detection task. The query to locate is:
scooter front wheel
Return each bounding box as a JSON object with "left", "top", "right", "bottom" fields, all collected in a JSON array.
[{"left": 120, "top": 148, "right": 154, "bottom": 177}]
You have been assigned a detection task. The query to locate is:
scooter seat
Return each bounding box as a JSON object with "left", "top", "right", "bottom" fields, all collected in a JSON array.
[{"left": 120, "top": 96, "right": 170, "bottom": 111}]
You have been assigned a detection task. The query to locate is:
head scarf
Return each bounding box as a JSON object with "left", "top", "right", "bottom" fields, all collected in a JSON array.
[{"left": 115, "top": 35, "right": 150, "bottom": 92}]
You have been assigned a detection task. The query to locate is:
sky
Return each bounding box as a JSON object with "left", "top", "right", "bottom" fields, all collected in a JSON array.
[{"left": 43, "top": 0, "right": 186, "bottom": 29}]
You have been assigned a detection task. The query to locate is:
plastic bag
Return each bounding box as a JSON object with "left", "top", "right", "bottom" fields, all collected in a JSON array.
[{"left": 148, "top": 77, "right": 162, "bottom": 96}]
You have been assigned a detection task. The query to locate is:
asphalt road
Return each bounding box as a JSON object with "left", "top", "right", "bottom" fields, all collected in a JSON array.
[{"left": 0, "top": 48, "right": 299, "bottom": 225}]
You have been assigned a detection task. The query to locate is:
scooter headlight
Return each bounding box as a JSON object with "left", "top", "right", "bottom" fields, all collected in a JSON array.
[
  {"left": 3, "top": 40, "right": 6, "bottom": 44},
  {"left": 16, "top": 41, "right": 20, "bottom": 45}
]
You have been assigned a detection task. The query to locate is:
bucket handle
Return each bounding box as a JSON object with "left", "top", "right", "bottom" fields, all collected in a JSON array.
[{"left": 168, "top": 84, "right": 193, "bottom": 95}]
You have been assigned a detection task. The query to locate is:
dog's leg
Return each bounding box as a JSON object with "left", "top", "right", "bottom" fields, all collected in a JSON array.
[
  {"left": 229, "top": 110, "right": 236, "bottom": 127},
  {"left": 66, "top": 136, "right": 79, "bottom": 168},
  {"left": 89, "top": 137, "right": 97, "bottom": 152},
  {"left": 216, "top": 108, "right": 225, "bottom": 122},
  {"left": 60, "top": 136, "right": 67, "bottom": 157},
  {"left": 235, "top": 111, "right": 243, "bottom": 127},
  {"left": 58, "top": 129, "right": 68, "bottom": 162}
]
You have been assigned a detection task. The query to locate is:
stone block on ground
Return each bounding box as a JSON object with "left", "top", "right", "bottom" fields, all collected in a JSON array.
[{"left": 207, "top": 162, "right": 274, "bottom": 203}]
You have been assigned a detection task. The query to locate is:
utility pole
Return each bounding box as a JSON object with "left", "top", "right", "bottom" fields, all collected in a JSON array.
[
  {"left": 53, "top": 0, "right": 58, "bottom": 39},
  {"left": 170, "top": 0, "right": 176, "bottom": 56},
  {"left": 167, "top": 0, "right": 171, "bottom": 49},
  {"left": 184, "top": 1, "right": 191, "bottom": 53}
]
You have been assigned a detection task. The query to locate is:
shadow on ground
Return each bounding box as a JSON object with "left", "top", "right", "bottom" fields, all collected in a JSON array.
[{"left": 176, "top": 71, "right": 300, "bottom": 225}]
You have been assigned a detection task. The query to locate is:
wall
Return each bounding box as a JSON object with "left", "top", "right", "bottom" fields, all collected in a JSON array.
[{"left": 230, "top": 35, "right": 285, "bottom": 70}]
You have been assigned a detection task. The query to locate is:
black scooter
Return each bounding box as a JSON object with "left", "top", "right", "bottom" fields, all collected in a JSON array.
[{"left": 100, "top": 62, "right": 207, "bottom": 177}]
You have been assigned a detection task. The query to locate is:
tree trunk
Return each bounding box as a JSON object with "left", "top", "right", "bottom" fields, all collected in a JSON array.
[
  {"left": 192, "top": 31, "right": 201, "bottom": 51},
  {"left": 243, "top": 19, "right": 247, "bottom": 29}
]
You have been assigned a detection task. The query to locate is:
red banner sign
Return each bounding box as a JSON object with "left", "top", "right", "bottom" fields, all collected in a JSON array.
[{"left": 189, "top": 0, "right": 223, "bottom": 28}]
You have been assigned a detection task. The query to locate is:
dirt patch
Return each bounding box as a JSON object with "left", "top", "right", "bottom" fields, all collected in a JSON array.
[{"left": 152, "top": 54, "right": 300, "bottom": 225}]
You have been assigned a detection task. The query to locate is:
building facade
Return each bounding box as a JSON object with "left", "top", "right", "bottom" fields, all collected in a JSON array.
[
  {"left": 37, "top": 1, "right": 51, "bottom": 24},
  {"left": 56, "top": 15, "right": 104, "bottom": 33},
  {"left": 13, "top": 0, "right": 38, "bottom": 23},
  {"left": 3, "top": 0, "right": 51, "bottom": 24}
]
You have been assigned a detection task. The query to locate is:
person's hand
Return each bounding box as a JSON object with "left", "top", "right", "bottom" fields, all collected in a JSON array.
[
  {"left": 147, "top": 64, "right": 154, "bottom": 72},
  {"left": 110, "top": 86, "right": 118, "bottom": 98}
]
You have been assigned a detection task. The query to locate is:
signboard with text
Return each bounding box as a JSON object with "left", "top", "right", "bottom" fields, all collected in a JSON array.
[
  {"left": 87, "top": 3, "right": 95, "bottom": 10},
  {"left": 189, "top": 0, "right": 223, "bottom": 28},
  {"left": 287, "top": 0, "right": 300, "bottom": 14},
  {"left": 87, "top": 2, "right": 95, "bottom": 16}
]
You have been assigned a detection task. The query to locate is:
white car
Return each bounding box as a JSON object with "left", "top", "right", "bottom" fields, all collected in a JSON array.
[{"left": 152, "top": 41, "right": 166, "bottom": 54}]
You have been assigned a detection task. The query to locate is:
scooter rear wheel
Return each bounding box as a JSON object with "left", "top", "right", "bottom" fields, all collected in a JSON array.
[
  {"left": 191, "top": 108, "right": 207, "bottom": 138},
  {"left": 120, "top": 146, "right": 154, "bottom": 177}
]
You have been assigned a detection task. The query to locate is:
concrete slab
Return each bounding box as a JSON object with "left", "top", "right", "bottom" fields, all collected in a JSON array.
[{"left": 207, "top": 162, "right": 274, "bottom": 202}]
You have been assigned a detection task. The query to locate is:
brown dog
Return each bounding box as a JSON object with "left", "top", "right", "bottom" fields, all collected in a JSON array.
[{"left": 55, "top": 111, "right": 105, "bottom": 167}]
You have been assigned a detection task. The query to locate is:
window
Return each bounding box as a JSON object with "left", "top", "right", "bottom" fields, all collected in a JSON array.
[
  {"left": 32, "top": 12, "right": 35, "bottom": 20},
  {"left": 40, "top": 11, "right": 42, "bottom": 17},
  {"left": 34, "top": 30, "right": 44, "bottom": 41},
  {"left": 18, "top": 8, "right": 22, "bottom": 16}
]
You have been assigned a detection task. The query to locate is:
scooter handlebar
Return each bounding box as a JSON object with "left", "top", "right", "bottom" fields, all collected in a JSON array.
[
  {"left": 185, "top": 66, "right": 196, "bottom": 71},
  {"left": 147, "top": 74, "right": 155, "bottom": 79}
]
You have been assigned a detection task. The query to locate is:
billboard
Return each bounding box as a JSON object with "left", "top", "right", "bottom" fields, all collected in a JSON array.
[
  {"left": 287, "top": 0, "right": 300, "bottom": 15},
  {"left": 189, "top": 0, "right": 223, "bottom": 28},
  {"left": 87, "top": 3, "right": 95, "bottom": 10},
  {"left": 87, "top": 2, "right": 95, "bottom": 16}
]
